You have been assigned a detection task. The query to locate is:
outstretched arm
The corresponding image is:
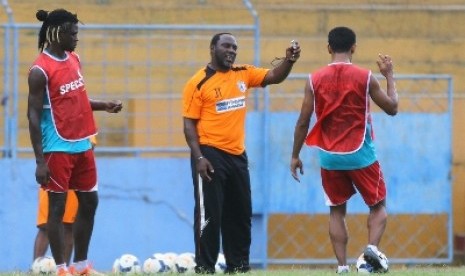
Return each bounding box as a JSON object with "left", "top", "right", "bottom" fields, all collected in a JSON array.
[
  {"left": 291, "top": 77, "right": 314, "bottom": 182},
  {"left": 369, "top": 54, "right": 398, "bottom": 116},
  {"left": 262, "top": 42, "right": 301, "bottom": 86}
]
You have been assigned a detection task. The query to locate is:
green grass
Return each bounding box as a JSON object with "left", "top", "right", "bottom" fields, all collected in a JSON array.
[
  {"left": 251, "top": 266, "right": 465, "bottom": 275},
  {"left": 2, "top": 266, "right": 465, "bottom": 276},
  {"left": 257, "top": 267, "right": 465, "bottom": 275}
]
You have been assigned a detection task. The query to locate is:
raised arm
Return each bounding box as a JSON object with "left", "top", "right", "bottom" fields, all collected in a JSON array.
[
  {"left": 262, "top": 42, "right": 301, "bottom": 86},
  {"left": 369, "top": 54, "right": 398, "bottom": 116}
]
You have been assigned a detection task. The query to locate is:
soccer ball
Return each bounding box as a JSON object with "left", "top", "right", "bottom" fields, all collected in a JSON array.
[
  {"left": 175, "top": 252, "right": 196, "bottom": 273},
  {"left": 113, "top": 254, "right": 142, "bottom": 274},
  {"left": 155, "top": 252, "right": 177, "bottom": 272},
  {"left": 112, "top": 258, "right": 121, "bottom": 273},
  {"left": 215, "top": 253, "right": 226, "bottom": 273},
  {"left": 31, "top": 256, "right": 57, "bottom": 274},
  {"left": 356, "top": 253, "right": 373, "bottom": 274},
  {"left": 143, "top": 255, "right": 167, "bottom": 273}
]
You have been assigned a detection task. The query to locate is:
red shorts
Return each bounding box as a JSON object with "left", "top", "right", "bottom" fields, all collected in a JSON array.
[
  {"left": 44, "top": 150, "right": 97, "bottom": 192},
  {"left": 320, "top": 161, "right": 386, "bottom": 206}
]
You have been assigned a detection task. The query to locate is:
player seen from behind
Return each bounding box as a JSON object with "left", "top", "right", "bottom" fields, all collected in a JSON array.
[{"left": 290, "top": 26, "right": 398, "bottom": 274}]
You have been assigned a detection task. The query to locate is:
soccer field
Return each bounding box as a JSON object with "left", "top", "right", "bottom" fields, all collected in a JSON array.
[
  {"left": 254, "top": 267, "right": 465, "bottom": 275},
  {"left": 2, "top": 267, "right": 465, "bottom": 276}
]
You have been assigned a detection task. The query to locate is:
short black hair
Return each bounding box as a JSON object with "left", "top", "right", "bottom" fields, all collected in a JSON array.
[
  {"left": 328, "top": 26, "right": 356, "bottom": 53},
  {"left": 36, "top": 9, "right": 79, "bottom": 51},
  {"left": 210, "top": 32, "right": 232, "bottom": 48}
]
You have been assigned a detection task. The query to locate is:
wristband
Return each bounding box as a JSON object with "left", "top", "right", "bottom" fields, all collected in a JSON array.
[{"left": 197, "top": 156, "right": 204, "bottom": 161}]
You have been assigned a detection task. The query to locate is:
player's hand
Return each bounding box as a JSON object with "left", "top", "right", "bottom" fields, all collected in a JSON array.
[
  {"left": 197, "top": 157, "right": 215, "bottom": 182},
  {"left": 290, "top": 157, "right": 304, "bottom": 182},
  {"left": 105, "top": 100, "right": 123, "bottom": 113},
  {"left": 35, "top": 162, "right": 50, "bottom": 186},
  {"left": 376, "top": 54, "right": 394, "bottom": 78}
]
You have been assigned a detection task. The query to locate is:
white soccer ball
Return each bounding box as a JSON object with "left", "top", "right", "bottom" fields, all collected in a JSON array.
[
  {"left": 143, "top": 255, "right": 167, "bottom": 274},
  {"left": 215, "top": 253, "right": 226, "bottom": 273},
  {"left": 114, "top": 254, "right": 142, "bottom": 274},
  {"left": 112, "top": 258, "right": 121, "bottom": 273},
  {"left": 31, "top": 256, "right": 57, "bottom": 274},
  {"left": 175, "top": 252, "right": 196, "bottom": 273},
  {"left": 156, "top": 252, "right": 178, "bottom": 272},
  {"left": 356, "top": 253, "right": 374, "bottom": 274}
]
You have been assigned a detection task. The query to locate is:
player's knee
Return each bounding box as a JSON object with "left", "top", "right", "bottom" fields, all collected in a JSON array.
[
  {"left": 369, "top": 199, "right": 386, "bottom": 211},
  {"left": 77, "top": 193, "right": 99, "bottom": 216},
  {"left": 49, "top": 201, "right": 66, "bottom": 220}
]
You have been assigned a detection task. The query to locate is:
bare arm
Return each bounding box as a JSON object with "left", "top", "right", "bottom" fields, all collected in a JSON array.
[
  {"left": 290, "top": 77, "right": 314, "bottom": 182},
  {"left": 369, "top": 54, "right": 398, "bottom": 116},
  {"left": 27, "top": 68, "right": 49, "bottom": 185},
  {"left": 183, "top": 117, "right": 214, "bottom": 181},
  {"left": 89, "top": 99, "right": 123, "bottom": 113},
  {"left": 262, "top": 43, "right": 301, "bottom": 86}
]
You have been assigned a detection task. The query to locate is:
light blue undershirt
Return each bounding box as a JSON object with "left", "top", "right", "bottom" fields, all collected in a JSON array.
[
  {"left": 319, "top": 123, "right": 377, "bottom": 170},
  {"left": 41, "top": 102, "right": 91, "bottom": 153}
]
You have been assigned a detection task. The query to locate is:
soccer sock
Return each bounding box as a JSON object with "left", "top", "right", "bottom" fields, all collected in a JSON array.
[
  {"left": 56, "top": 263, "right": 67, "bottom": 271},
  {"left": 74, "top": 260, "right": 88, "bottom": 271},
  {"left": 367, "top": 244, "right": 379, "bottom": 252},
  {"left": 337, "top": 265, "right": 349, "bottom": 272}
]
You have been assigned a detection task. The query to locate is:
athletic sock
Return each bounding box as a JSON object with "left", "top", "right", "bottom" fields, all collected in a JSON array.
[
  {"left": 367, "top": 244, "right": 379, "bottom": 252},
  {"left": 74, "top": 260, "right": 88, "bottom": 271},
  {"left": 56, "top": 263, "right": 67, "bottom": 270}
]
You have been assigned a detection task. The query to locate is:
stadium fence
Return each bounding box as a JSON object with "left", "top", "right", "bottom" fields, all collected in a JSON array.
[{"left": 0, "top": 10, "right": 453, "bottom": 269}]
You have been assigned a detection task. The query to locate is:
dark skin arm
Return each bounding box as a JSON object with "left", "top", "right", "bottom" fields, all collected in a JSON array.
[
  {"left": 290, "top": 77, "right": 314, "bottom": 182},
  {"left": 27, "top": 68, "right": 48, "bottom": 185},
  {"left": 183, "top": 117, "right": 215, "bottom": 181},
  {"left": 89, "top": 99, "right": 123, "bottom": 113},
  {"left": 262, "top": 43, "right": 301, "bottom": 86},
  {"left": 369, "top": 54, "right": 398, "bottom": 115}
]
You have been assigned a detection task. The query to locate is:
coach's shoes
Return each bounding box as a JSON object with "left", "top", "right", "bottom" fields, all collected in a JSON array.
[
  {"left": 194, "top": 265, "right": 215, "bottom": 274},
  {"left": 363, "top": 245, "right": 389, "bottom": 273},
  {"left": 69, "top": 264, "right": 104, "bottom": 276}
]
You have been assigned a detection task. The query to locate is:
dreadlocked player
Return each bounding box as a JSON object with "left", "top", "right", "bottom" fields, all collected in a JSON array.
[{"left": 27, "top": 9, "right": 123, "bottom": 276}]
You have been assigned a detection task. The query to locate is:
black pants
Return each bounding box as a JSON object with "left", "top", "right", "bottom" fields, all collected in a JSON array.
[{"left": 191, "top": 145, "right": 252, "bottom": 274}]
